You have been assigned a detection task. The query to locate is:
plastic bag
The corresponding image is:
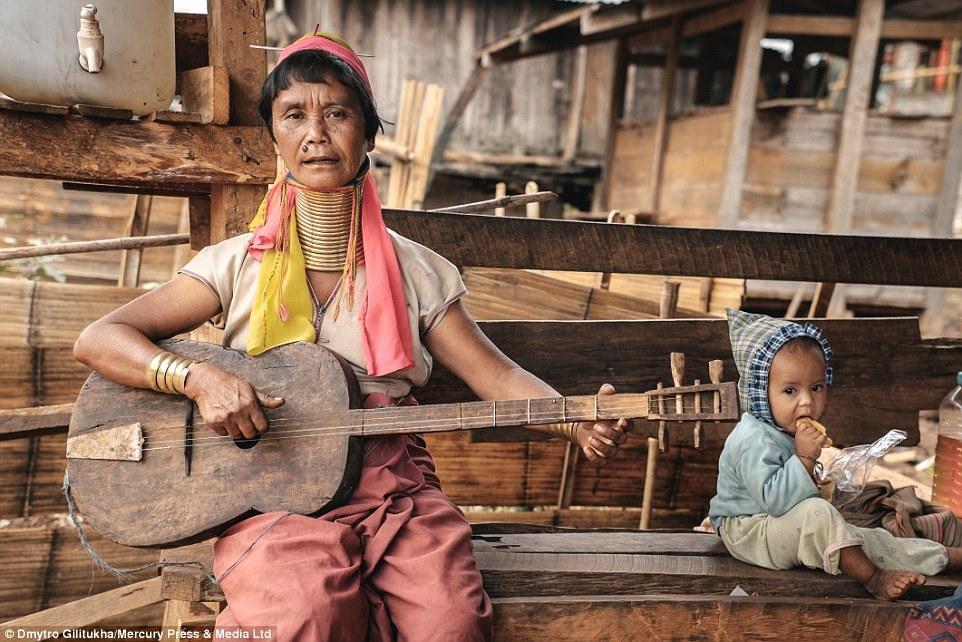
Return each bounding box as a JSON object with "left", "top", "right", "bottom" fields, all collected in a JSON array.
[{"left": 819, "top": 429, "right": 907, "bottom": 504}]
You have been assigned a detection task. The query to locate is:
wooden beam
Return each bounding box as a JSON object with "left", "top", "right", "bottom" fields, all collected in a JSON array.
[
  {"left": 682, "top": 1, "right": 749, "bottom": 38},
  {"left": 474, "top": 5, "right": 597, "bottom": 64},
  {"left": 649, "top": 18, "right": 683, "bottom": 212},
  {"left": 206, "top": 0, "right": 268, "bottom": 246},
  {"left": 2, "top": 577, "right": 163, "bottom": 626},
  {"left": 427, "top": 64, "right": 487, "bottom": 190},
  {"left": 719, "top": 0, "right": 768, "bottom": 227},
  {"left": 0, "top": 234, "right": 189, "bottom": 261},
  {"left": 768, "top": 14, "right": 962, "bottom": 39},
  {"left": 381, "top": 210, "right": 962, "bottom": 288},
  {"left": 807, "top": 282, "right": 836, "bottom": 318},
  {"left": 826, "top": 0, "right": 884, "bottom": 234},
  {"left": 491, "top": 595, "right": 909, "bottom": 642},
  {"left": 0, "top": 111, "right": 274, "bottom": 185},
  {"left": 581, "top": 4, "right": 643, "bottom": 36},
  {"left": 0, "top": 404, "right": 73, "bottom": 441},
  {"left": 643, "top": 0, "right": 732, "bottom": 21}
]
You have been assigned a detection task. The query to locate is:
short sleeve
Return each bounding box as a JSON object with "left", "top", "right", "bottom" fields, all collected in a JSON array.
[
  {"left": 177, "top": 233, "right": 252, "bottom": 330},
  {"left": 388, "top": 232, "right": 467, "bottom": 336}
]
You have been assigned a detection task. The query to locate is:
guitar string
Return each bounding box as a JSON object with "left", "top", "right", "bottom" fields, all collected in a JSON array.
[
  {"left": 129, "top": 395, "right": 714, "bottom": 445},
  {"left": 137, "top": 400, "right": 730, "bottom": 451},
  {"left": 82, "top": 392, "right": 717, "bottom": 440}
]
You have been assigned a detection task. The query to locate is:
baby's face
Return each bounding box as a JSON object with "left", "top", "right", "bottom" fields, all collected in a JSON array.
[{"left": 767, "top": 344, "right": 827, "bottom": 433}]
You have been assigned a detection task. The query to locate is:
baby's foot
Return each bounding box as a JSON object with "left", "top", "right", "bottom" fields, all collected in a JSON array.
[{"left": 865, "top": 568, "right": 926, "bottom": 600}]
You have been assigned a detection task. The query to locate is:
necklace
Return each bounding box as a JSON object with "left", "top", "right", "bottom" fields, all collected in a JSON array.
[{"left": 294, "top": 182, "right": 363, "bottom": 271}]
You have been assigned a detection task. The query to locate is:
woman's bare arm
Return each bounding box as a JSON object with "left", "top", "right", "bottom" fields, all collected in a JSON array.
[{"left": 74, "top": 274, "right": 283, "bottom": 439}]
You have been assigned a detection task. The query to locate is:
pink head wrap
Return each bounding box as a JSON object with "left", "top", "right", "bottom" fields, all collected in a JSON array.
[{"left": 247, "top": 33, "right": 414, "bottom": 377}]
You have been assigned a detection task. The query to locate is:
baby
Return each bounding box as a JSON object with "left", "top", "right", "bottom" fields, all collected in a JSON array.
[{"left": 709, "top": 309, "right": 962, "bottom": 600}]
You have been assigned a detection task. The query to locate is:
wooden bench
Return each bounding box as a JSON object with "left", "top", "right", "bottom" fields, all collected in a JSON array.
[{"left": 6, "top": 211, "right": 962, "bottom": 638}]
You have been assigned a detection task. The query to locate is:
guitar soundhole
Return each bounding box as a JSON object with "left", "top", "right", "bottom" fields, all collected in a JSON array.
[{"left": 233, "top": 434, "right": 260, "bottom": 450}]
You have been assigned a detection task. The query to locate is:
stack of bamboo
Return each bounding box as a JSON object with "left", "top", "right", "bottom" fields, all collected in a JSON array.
[{"left": 381, "top": 79, "right": 445, "bottom": 209}]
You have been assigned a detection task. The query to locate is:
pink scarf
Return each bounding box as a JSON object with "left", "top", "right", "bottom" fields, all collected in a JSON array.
[{"left": 247, "top": 34, "right": 414, "bottom": 377}]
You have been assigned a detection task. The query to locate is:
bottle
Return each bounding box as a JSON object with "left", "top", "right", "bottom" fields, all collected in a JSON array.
[{"left": 933, "top": 372, "right": 962, "bottom": 517}]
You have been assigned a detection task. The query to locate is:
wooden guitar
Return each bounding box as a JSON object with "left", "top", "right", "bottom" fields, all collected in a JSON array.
[{"left": 65, "top": 340, "right": 738, "bottom": 548}]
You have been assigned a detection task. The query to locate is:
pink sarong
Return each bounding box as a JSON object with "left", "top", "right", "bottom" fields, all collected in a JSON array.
[{"left": 212, "top": 430, "right": 493, "bottom": 641}]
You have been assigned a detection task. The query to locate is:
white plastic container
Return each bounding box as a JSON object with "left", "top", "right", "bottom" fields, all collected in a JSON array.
[
  {"left": 933, "top": 371, "right": 962, "bottom": 517},
  {"left": 0, "top": 0, "right": 175, "bottom": 115}
]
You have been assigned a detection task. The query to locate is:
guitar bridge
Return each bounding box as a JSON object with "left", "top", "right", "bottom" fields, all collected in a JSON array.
[{"left": 66, "top": 423, "right": 144, "bottom": 461}]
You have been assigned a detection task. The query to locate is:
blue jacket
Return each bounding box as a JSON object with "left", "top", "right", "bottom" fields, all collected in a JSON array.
[{"left": 709, "top": 412, "right": 818, "bottom": 531}]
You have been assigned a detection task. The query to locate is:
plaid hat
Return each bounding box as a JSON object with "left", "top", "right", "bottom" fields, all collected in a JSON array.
[{"left": 726, "top": 309, "right": 833, "bottom": 426}]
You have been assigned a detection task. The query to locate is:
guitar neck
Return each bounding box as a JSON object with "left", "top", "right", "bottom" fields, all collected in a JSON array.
[{"left": 348, "top": 393, "right": 650, "bottom": 437}]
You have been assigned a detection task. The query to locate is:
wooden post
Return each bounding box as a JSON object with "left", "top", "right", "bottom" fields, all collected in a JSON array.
[
  {"left": 718, "top": 0, "right": 767, "bottom": 227},
  {"left": 525, "top": 182, "right": 541, "bottom": 218},
  {"left": 807, "top": 282, "right": 836, "bottom": 318},
  {"left": 562, "top": 46, "right": 589, "bottom": 163},
  {"left": 825, "top": 0, "right": 883, "bottom": 234},
  {"left": 206, "top": 0, "right": 268, "bottom": 245},
  {"left": 659, "top": 281, "right": 681, "bottom": 318},
  {"left": 639, "top": 437, "right": 658, "bottom": 529},
  {"left": 600, "top": 39, "right": 630, "bottom": 211},
  {"left": 118, "top": 194, "right": 152, "bottom": 287},
  {"left": 495, "top": 182, "right": 507, "bottom": 217},
  {"left": 649, "top": 17, "right": 683, "bottom": 213},
  {"left": 927, "top": 55, "right": 962, "bottom": 335}
]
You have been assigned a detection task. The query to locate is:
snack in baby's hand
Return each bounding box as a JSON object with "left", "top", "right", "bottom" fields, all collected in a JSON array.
[{"left": 796, "top": 416, "right": 833, "bottom": 447}]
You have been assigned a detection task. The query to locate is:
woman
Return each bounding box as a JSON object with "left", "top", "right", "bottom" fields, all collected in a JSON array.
[{"left": 74, "top": 33, "right": 632, "bottom": 641}]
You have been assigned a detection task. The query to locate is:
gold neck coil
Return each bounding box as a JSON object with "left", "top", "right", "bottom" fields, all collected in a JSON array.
[{"left": 294, "top": 182, "right": 364, "bottom": 271}]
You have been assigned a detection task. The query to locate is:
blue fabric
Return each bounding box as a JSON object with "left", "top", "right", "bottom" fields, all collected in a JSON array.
[
  {"left": 726, "top": 309, "right": 833, "bottom": 426},
  {"left": 709, "top": 412, "right": 819, "bottom": 531}
]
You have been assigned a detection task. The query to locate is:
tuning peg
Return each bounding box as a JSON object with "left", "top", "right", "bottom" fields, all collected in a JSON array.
[
  {"left": 658, "top": 421, "right": 669, "bottom": 452},
  {"left": 693, "top": 377, "right": 704, "bottom": 450},
  {"left": 708, "top": 360, "right": 723, "bottom": 384},
  {"left": 709, "top": 360, "right": 723, "bottom": 415},
  {"left": 670, "top": 352, "right": 685, "bottom": 387}
]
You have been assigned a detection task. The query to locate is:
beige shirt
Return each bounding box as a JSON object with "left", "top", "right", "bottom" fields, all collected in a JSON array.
[{"left": 180, "top": 230, "right": 465, "bottom": 398}]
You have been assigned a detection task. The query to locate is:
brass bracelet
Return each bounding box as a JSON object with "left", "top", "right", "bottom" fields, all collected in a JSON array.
[
  {"left": 146, "top": 351, "right": 196, "bottom": 395},
  {"left": 543, "top": 422, "right": 579, "bottom": 443}
]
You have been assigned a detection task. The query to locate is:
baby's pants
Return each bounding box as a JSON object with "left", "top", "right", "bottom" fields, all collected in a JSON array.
[{"left": 719, "top": 497, "right": 948, "bottom": 575}]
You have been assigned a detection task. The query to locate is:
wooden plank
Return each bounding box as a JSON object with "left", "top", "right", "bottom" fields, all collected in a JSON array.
[
  {"left": 826, "top": 0, "right": 883, "bottom": 234},
  {"left": 767, "top": 14, "right": 962, "bottom": 40},
  {"left": 490, "top": 595, "right": 909, "bottom": 642},
  {"left": 807, "top": 282, "right": 835, "bottom": 318},
  {"left": 381, "top": 210, "right": 962, "bottom": 287},
  {"left": 3, "top": 577, "right": 163, "bottom": 626},
  {"left": 601, "top": 39, "right": 630, "bottom": 210},
  {"left": 643, "top": 0, "right": 731, "bottom": 21},
  {"left": 681, "top": 1, "right": 749, "bottom": 38},
  {"left": 0, "top": 111, "right": 274, "bottom": 185},
  {"left": 179, "top": 66, "right": 230, "bottom": 126},
  {"left": 0, "top": 404, "right": 73, "bottom": 441},
  {"left": 426, "top": 65, "right": 487, "bottom": 191},
  {"left": 719, "top": 0, "right": 768, "bottom": 227}
]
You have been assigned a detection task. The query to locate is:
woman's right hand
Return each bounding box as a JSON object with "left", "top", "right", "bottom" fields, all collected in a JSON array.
[{"left": 184, "top": 361, "right": 285, "bottom": 438}]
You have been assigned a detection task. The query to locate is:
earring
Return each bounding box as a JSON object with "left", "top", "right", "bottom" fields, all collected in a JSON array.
[{"left": 301, "top": 144, "right": 309, "bottom": 152}]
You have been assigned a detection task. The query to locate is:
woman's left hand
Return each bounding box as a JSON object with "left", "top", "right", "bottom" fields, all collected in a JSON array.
[{"left": 574, "top": 383, "right": 633, "bottom": 464}]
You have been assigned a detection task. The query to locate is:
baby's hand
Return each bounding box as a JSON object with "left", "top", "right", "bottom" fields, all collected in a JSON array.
[{"left": 794, "top": 419, "right": 830, "bottom": 459}]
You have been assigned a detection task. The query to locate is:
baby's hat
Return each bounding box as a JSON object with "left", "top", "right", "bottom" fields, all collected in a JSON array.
[{"left": 726, "top": 309, "right": 833, "bottom": 426}]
